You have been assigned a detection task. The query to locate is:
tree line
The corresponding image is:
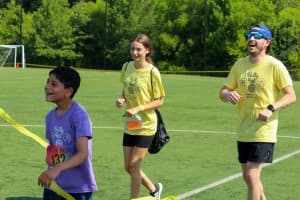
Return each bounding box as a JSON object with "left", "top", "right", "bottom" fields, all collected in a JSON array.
[{"left": 0, "top": 0, "right": 299, "bottom": 73}]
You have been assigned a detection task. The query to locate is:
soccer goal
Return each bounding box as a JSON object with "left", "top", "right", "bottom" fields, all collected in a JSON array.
[{"left": 0, "top": 45, "right": 25, "bottom": 69}]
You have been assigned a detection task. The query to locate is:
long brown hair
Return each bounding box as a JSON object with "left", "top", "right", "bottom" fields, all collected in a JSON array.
[{"left": 132, "top": 34, "right": 153, "bottom": 64}]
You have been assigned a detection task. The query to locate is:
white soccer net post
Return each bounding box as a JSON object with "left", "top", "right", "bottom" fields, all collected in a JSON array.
[{"left": 0, "top": 45, "right": 25, "bottom": 69}]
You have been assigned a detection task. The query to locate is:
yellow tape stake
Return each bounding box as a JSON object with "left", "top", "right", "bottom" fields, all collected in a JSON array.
[
  {"left": 0, "top": 107, "right": 75, "bottom": 200},
  {"left": 163, "top": 196, "right": 178, "bottom": 200}
]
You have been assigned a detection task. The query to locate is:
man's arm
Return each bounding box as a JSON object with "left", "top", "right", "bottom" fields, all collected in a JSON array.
[{"left": 273, "top": 86, "right": 296, "bottom": 111}]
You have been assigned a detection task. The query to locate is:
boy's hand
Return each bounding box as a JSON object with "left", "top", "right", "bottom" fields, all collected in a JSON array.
[
  {"left": 38, "top": 166, "right": 62, "bottom": 187},
  {"left": 38, "top": 171, "right": 52, "bottom": 187}
]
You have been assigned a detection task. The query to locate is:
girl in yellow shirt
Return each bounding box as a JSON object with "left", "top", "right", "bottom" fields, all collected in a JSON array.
[{"left": 116, "top": 34, "right": 165, "bottom": 200}]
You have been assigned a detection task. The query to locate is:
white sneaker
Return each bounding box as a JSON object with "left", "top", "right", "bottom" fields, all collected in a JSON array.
[{"left": 150, "top": 183, "right": 163, "bottom": 200}]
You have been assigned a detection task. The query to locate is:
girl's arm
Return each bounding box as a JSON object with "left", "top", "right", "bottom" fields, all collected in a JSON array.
[{"left": 125, "top": 97, "right": 164, "bottom": 117}]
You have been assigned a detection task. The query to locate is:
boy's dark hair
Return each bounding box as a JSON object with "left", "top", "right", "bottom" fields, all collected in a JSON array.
[{"left": 49, "top": 66, "right": 81, "bottom": 98}]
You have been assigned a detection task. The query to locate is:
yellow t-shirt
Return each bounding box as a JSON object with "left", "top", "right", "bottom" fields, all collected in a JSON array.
[
  {"left": 120, "top": 61, "right": 165, "bottom": 136},
  {"left": 225, "top": 55, "right": 293, "bottom": 143}
]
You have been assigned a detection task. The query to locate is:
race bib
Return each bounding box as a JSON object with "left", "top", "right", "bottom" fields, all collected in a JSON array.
[{"left": 46, "top": 145, "right": 68, "bottom": 166}]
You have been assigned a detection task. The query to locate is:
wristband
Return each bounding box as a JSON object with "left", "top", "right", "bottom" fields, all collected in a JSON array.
[{"left": 267, "top": 104, "right": 275, "bottom": 112}]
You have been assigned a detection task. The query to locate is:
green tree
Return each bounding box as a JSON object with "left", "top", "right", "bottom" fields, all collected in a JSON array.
[
  {"left": 0, "top": 1, "right": 21, "bottom": 44},
  {"left": 70, "top": 0, "right": 105, "bottom": 68},
  {"left": 202, "top": 0, "right": 231, "bottom": 70},
  {"left": 273, "top": 7, "right": 300, "bottom": 69},
  {"left": 151, "top": 0, "right": 205, "bottom": 70},
  {"left": 224, "top": 0, "right": 276, "bottom": 67},
  {"left": 105, "top": 0, "right": 157, "bottom": 69},
  {"left": 1, "top": 0, "right": 299, "bottom": 71},
  {"left": 31, "top": 0, "right": 78, "bottom": 66}
]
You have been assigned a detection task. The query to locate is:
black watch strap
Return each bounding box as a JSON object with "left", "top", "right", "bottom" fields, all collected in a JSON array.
[{"left": 267, "top": 104, "right": 275, "bottom": 112}]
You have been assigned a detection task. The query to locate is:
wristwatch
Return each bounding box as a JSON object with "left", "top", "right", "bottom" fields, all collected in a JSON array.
[{"left": 267, "top": 104, "right": 275, "bottom": 112}]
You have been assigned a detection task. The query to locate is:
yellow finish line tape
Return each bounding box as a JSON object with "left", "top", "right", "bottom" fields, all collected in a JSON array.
[
  {"left": 0, "top": 108, "right": 48, "bottom": 148},
  {"left": 49, "top": 182, "right": 75, "bottom": 200},
  {"left": 0, "top": 107, "right": 75, "bottom": 200}
]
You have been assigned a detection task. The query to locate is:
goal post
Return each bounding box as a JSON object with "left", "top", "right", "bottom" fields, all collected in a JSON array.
[{"left": 0, "top": 45, "right": 25, "bottom": 69}]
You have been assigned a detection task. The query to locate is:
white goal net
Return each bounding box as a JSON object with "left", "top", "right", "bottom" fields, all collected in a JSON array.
[{"left": 0, "top": 45, "right": 25, "bottom": 69}]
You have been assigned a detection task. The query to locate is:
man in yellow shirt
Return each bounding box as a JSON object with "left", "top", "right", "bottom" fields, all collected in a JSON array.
[{"left": 219, "top": 24, "right": 296, "bottom": 200}]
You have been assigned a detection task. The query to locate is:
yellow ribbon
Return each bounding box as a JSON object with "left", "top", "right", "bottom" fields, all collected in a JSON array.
[
  {"left": 49, "top": 182, "right": 75, "bottom": 200},
  {"left": 0, "top": 107, "right": 75, "bottom": 200}
]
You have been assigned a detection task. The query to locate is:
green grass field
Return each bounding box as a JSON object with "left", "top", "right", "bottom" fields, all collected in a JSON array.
[{"left": 0, "top": 67, "right": 299, "bottom": 200}]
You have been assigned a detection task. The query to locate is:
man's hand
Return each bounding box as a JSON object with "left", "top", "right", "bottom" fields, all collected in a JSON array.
[
  {"left": 258, "top": 109, "right": 273, "bottom": 122},
  {"left": 223, "top": 91, "right": 242, "bottom": 104}
]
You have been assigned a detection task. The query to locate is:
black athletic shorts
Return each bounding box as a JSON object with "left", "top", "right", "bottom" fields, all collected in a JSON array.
[
  {"left": 123, "top": 133, "right": 154, "bottom": 148},
  {"left": 237, "top": 141, "right": 275, "bottom": 163}
]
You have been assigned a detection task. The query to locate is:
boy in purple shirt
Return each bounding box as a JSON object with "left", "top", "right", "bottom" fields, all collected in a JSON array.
[{"left": 38, "top": 66, "right": 97, "bottom": 200}]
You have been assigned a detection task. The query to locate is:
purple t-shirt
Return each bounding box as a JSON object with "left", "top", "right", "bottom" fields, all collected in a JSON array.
[{"left": 45, "top": 101, "right": 98, "bottom": 193}]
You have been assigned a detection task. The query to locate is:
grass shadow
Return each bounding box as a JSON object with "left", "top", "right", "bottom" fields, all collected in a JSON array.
[{"left": 6, "top": 197, "right": 42, "bottom": 200}]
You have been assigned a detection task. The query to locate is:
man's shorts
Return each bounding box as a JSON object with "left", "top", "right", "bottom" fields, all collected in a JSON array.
[
  {"left": 237, "top": 141, "right": 275, "bottom": 163},
  {"left": 123, "top": 133, "right": 154, "bottom": 148}
]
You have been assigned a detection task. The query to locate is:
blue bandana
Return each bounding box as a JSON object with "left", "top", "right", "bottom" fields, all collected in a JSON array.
[{"left": 249, "top": 24, "right": 272, "bottom": 40}]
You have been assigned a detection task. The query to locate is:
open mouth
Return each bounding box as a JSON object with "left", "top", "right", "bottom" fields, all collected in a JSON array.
[
  {"left": 248, "top": 41, "right": 256, "bottom": 47},
  {"left": 46, "top": 92, "right": 53, "bottom": 97},
  {"left": 249, "top": 44, "right": 256, "bottom": 47},
  {"left": 248, "top": 42, "right": 257, "bottom": 50}
]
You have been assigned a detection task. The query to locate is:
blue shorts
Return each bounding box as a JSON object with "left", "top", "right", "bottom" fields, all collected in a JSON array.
[
  {"left": 237, "top": 141, "right": 274, "bottom": 164},
  {"left": 123, "top": 133, "right": 154, "bottom": 148},
  {"left": 43, "top": 188, "right": 93, "bottom": 200}
]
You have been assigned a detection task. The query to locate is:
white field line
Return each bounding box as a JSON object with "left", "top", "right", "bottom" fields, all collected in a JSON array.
[
  {"left": 176, "top": 149, "right": 300, "bottom": 200},
  {"left": 1, "top": 124, "right": 299, "bottom": 139}
]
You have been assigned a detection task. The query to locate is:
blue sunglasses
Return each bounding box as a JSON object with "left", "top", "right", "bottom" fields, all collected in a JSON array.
[{"left": 246, "top": 32, "right": 265, "bottom": 40}]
